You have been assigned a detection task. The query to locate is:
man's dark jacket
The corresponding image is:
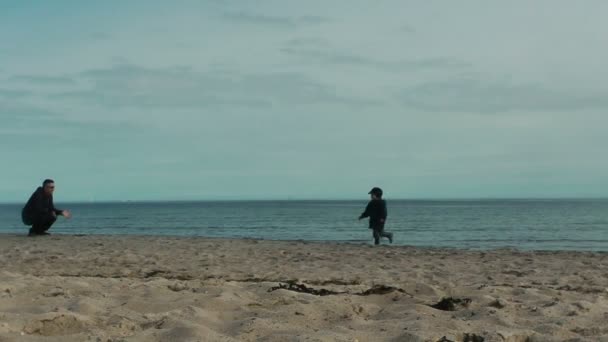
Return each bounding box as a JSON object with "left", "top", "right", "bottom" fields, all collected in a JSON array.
[{"left": 21, "top": 187, "right": 62, "bottom": 225}]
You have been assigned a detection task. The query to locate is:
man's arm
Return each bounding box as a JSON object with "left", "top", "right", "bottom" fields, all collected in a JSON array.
[
  {"left": 50, "top": 198, "right": 63, "bottom": 216},
  {"left": 50, "top": 197, "right": 71, "bottom": 218}
]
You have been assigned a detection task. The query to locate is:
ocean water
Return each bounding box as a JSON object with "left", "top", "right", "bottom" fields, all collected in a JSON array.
[{"left": 1, "top": 200, "right": 607, "bottom": 251}]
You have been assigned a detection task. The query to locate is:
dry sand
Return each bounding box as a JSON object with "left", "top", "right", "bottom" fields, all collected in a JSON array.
[{"left": 0, "top": 234, "right": 607, "bottom": 342}]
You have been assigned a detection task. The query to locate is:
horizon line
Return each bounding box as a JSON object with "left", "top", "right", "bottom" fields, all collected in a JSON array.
[{"left": 2, "top": 196, "right": 608, "bottom": 205}]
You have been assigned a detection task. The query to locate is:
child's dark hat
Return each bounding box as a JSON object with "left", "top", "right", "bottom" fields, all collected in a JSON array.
[{"left": 368, "top": 187, "right": 383, "bottom": 196}]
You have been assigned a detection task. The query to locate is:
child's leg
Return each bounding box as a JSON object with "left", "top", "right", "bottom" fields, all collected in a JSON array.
[
  {"left": 381, "top": 230, "right": 393, "bottom": 243},
  {"left": 372, "top": 229, "right": 381, "bottom": 245}
]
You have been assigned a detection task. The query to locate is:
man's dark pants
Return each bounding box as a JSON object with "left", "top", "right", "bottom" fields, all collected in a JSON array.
[{"left": 29, "top": 214, "right": 57, "bottom": 235}]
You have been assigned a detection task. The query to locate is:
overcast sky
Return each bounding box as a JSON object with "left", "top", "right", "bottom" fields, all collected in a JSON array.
[{"left": 1, "top": 0, "right": 607, "bottom": 202}]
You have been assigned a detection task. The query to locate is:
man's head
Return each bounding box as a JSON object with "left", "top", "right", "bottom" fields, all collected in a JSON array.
[
  {"left": 42, "top": 179, "right": 55, "bottom": 196},
  {"left": 368, "top": 187, "right": 383, "bottom": 199}
]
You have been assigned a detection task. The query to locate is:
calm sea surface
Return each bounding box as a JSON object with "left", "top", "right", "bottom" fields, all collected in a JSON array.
[{"left": 1, "top": 200, "right": 607, "bottom": 251}]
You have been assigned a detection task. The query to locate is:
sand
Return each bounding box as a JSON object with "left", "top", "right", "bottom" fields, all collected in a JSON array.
[{"left": 0, "top": 234, "right": 607, "bottom": 342}]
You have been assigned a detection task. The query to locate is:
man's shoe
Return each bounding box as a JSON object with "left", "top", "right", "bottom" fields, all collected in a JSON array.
[{"left": 388, "top": 233, "right": 393, "bottom": 244}]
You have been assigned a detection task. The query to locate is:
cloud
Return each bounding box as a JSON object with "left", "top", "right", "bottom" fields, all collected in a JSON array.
[
  {"left": 0, "top": 103, "right": 139, "bottom": 145},
  {"left": 222, "top": 11, "right": 327, "bottom": 28},
  {"left": 281, "top": 37, "right": 469, "bottom": 71},
  {"left": 9, "top": 75, "right": 76, "bottom": 85},
  {"left": 284, "top": 37, "right": 330, "bottom": 48},
  {"left": 281, "top": 46, "right": 470, "bottom": 71},
  {"left": 0, "top": 103, "right": 56, "bottom": 122},
  {"left": 0, "top": 88, "right": 32, "bottom": 98},
  {"left": 0, "top": 103, "right": 108, "bottom": 127},
  {"left": 397, "top": 77, "right": 608, "bottom": 113},
  {"left": 55, "top": 64, "right": 375, "bottom": 109},
  {"left": 399, "top": 24, "right": 416, "bottom": 33},
  {"left": 88, "top": 32, "right": 112, "bottom": 41}
]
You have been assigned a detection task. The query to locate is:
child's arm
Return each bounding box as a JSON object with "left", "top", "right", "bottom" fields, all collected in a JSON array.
[
  {"left": 358, "top": 202, "right": 372, "bottom": 220},
  {"left": 380, "top": 201, "right": 388, "bottom": 223}
]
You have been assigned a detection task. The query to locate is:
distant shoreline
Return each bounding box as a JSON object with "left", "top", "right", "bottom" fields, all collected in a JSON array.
[{"left": 1, "top": 233, "right": 606, "bottom": 253}]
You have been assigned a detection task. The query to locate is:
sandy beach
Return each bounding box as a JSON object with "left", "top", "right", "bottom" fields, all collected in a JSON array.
[{"left": 0, "top": 235, "right": 607, "bottom": 341}]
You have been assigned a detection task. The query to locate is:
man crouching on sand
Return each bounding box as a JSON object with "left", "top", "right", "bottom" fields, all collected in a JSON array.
[
  {"left": 359, "top": 187, "right": 393, "bottom": 245},
  {"left": 22, "top": 179, "right": 71, "bottom": 236}
]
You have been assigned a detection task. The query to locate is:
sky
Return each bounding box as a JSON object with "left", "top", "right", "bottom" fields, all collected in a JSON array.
[{"left": 1, "top": 0, "right": 607, "bottom": 202}]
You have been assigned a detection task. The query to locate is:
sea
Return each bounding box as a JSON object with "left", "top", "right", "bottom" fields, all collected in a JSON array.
[{"left": 1, "top": 200, "right": 607, "bottom": 251}]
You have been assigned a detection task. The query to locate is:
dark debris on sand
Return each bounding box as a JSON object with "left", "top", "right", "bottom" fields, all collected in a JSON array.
[
  {"left": 437, "top": 334, "right": 484, "bottom": 342},
  {"left": 429, "top": 297, "right": 472, "bottom": 311},
  {"left": 268, "top": 282, "right": 343, "bottom": 296},
  {"left": 268, "top": 282, "right": 409, "bottom": 297}
]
